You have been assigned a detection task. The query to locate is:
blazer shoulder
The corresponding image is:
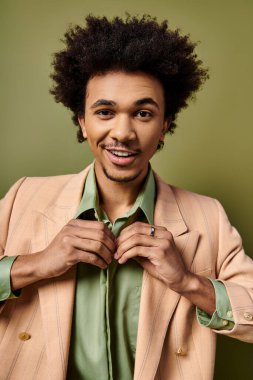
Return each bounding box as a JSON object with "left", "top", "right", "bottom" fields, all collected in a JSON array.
[
  {"left": 154, "top": 172, "right": 221, "bottom": 221},
  {"left": 2, "top": 168, "right": 89, "bottom": 215},
  {"left": 6, "top": 173, "right": 72, "bottom": 202},
  {"left": 10, "top": 168, "right": 89, "bottom": 195},
  {"left": 170, "top": 184, "right": 219, "bottom": 209},
  {"left": 166, "top": 182, "right": 222, "bottom": 227},
  {"left": 20, "top": 172, "right": 77, "bottom": 186}
]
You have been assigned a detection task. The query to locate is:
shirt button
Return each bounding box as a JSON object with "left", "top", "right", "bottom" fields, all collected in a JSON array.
[
  {"left": 222, "top": 320, "right": 229, "bottom": 326},
  {"left": 243, "top": 312, "right": 253, "bottom": 321},
  {"left": 18, "top": 332, "right": 31, "bottom": 341},
  {"left": 227, "top": 310, "right": 233, "bottom": 318}
]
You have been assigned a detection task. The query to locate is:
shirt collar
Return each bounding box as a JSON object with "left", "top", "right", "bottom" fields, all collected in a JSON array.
[
  {"left": 75, "top": 162, "right": 98, "bottom": 219},
  {"left": 75, "top": 162, "right": 155, "bottom": 225}
]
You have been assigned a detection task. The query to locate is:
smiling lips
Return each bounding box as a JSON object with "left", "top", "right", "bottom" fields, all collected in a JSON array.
[{"left": 105, "top": 148, "right": 139, "bottom": 166}]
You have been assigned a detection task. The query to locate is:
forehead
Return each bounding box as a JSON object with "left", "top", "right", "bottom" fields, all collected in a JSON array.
[{"left": 85, "top": 71, "right": 165, "bottom": 106}]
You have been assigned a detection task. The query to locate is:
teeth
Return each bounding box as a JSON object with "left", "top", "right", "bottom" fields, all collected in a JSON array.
[{"left": 110, "top": 150, "right": 133, "bottom": 157}]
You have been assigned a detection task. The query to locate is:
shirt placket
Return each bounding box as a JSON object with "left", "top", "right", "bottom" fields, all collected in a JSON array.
[
  {"left": 104, "top": 221, "right": 118, "bottom": 380},
  {"left": 95, "top": 210, "right": 113, "bottom": 380}
]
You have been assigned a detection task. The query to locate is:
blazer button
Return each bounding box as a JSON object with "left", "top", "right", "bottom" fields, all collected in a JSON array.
[
  {"left": 243, "top": 312, "right": 253, "bottom": 321},
  {"left": 175, "top": 347, "right": 186, "bottom": 356},
  {"left": 18, "top": 332, "right": 31, "bottom": 341}
]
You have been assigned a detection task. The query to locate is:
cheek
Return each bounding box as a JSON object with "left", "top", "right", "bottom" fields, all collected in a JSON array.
[
  {"left": 84, "top": 123, "right": 109, "bottom": 145},
  {"left": 136, "top": 127, "right": 161, "bottom": 151}
]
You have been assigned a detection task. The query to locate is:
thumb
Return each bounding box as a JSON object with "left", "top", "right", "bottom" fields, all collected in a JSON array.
[{"left": 133, "top": 257, "right": 157, "bottom": 277}]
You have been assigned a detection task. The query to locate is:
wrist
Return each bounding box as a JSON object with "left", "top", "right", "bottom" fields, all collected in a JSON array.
[
  {"left": 170, "top": 272, "right": 216, "bottom": 315},
  {"left": 10, "top": 253, "right": 44, "bottom": 290},
  {"left": 169, "top": 271, "right": 199, "bottom": 294}
]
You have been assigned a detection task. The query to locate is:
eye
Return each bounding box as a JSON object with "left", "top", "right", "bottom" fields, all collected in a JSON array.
[
  {"left": 95, "top": 109, "right": 114, "bottom": 119},
  {"left": 135, "top": 110, "right": 153, "bottom": 119}
]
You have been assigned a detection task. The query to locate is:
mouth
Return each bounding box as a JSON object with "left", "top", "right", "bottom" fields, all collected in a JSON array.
[{"left": 104, "top": 148, "right": 139, "bottom": 166}]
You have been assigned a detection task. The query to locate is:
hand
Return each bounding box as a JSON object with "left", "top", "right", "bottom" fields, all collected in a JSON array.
[
  {"left": 37, "top": 219, "right": 116, "bottom": 278},
  {"left": 115, "top": 221, "right": 189, "bottom": 291},
  {"left": 11, "top": 219, "right": 116, "bottom": 290}
]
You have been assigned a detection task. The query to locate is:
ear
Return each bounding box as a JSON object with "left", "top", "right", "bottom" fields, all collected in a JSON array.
[
  {"left": 160, "top": 118, "right": 171, "bottom": 141},
  {"left": 78, "top": 115, "right": 87, "bottom": 139}
]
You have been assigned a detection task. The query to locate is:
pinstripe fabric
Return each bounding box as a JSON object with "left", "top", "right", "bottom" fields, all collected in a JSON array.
[{"left": 0, "top": 167, "right": 253, "bottom": 380}]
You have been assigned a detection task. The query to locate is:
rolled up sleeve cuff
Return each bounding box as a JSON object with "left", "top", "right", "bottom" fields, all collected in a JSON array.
[
  {"left": 196, "top": 278, "right": 235, "bottom": 330},
  {"left": 0, "top": 256, "right": 21, "bottom": 301}
]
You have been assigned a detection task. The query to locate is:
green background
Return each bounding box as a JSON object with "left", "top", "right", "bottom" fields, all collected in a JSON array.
[{"left": 0, "top": 0, "right": 252, "bottom": 378}]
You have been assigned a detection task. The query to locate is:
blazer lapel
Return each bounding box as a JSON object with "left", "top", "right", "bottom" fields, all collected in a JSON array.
[
  {"left": 33, "top": 166, "right": 91, "bottom": 380},
  {"left": 134, "top": 173, "right": 200, "bottom": 380}
]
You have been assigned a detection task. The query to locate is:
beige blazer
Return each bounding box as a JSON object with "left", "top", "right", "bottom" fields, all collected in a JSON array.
[{"left": 0, "top": 166, "right": 253, "bottom": 380}]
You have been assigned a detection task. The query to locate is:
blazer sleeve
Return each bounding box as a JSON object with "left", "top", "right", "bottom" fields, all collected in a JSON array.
[
  {"left": 0, "top": 178, "right": 27, "bottom": 258},
  {"left": 213, "top": 199, "right": 253, "bottom": 343}
]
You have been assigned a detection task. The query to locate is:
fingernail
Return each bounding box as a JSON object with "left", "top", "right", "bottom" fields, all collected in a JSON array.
[{"left": 114, "top": 253, "right": 118, "bottom": 259}]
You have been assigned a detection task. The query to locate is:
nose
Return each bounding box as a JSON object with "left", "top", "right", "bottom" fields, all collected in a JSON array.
[{"left": 109, "top": 115, "right": 136, "bottom": 142}]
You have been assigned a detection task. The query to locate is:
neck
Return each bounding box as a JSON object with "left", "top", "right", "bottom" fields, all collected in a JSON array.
[{"left": 94, "top": 162, "right": 148, "bottom": 221}]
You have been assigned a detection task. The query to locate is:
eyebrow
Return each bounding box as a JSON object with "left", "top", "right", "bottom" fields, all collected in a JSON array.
[
  {"left": 90, "top": 99, "right": 116, "bottom": 108},
  {"left": 134, "top": 97, "right": 160, "bottom": 109},
  {"left": 90, "top": 97, "right": 160, "bottom": 109}
]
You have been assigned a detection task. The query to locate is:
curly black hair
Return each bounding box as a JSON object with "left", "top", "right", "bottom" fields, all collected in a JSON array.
[{"left": 50, "top": 15, "right": 208, "bottom": 142}]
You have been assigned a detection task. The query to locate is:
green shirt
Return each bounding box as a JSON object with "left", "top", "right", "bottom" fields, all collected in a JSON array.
[{"left": 67, "top": 165, "right": 155, "bottom": 380}]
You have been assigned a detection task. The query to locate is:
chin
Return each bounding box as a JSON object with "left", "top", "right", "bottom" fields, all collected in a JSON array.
[{"left": 102, "top": 166, "right": 142, "bottom": 183}]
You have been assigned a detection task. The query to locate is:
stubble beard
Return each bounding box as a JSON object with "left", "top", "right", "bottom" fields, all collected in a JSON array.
[{"left": 102, "top": 165, "right": 142, "bottom": 183}]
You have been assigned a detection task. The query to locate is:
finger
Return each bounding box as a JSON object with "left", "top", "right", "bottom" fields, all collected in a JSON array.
[
  {"left": 117, "top": 221, "right": 167, "bottom": 243},
  {"left": 117, "top": 222, "right": 171, "bottom": 247},
  {"left": 76, "top": 237, "right": 113, "bottom": 264},
  {"left": 76, "top": 249, "right": 108, "bottom": 269},
  {"left": 115, "top": 233, "right": 162, "bottom": 260},
  {"left": 133, "top": 257, "right": 158, "bottom": 275},
  {"left": 68, "top": 219, "right": 115, "bottom": 241},
  {"left": 65, "top": 220, "right": 115, "bottom": 251},
  {"left": 66, "top": 235, "right": 113, "bottom": 264},
  {"left": 118, "top": 246, "right": 155, "bottom": 264},
  {"left": 64, "top": 225, "right": 115, "bottom": 253}
]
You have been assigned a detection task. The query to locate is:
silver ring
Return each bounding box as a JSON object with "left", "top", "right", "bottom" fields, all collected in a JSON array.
[{"left": 150, "top": 226, "right": 155, "bottom": 237}]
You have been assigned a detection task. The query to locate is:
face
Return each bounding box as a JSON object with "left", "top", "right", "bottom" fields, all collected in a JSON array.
[{"left": 79, "top": 71, "right": 169, "bottom": 184}]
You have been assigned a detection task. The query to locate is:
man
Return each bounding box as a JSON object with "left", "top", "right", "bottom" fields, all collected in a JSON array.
[{"left": 0, "top": 15, "right": 252, "bottom": 380}]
